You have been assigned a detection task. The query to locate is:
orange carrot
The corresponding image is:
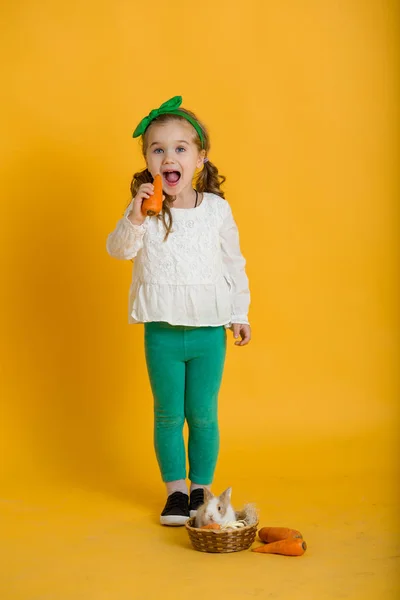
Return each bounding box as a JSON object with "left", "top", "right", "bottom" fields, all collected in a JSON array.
[
  {"left": 258, "top": 527, "right": 303, "bottom": 543},
  {"left": 252, "top": 538, "right": 307, "bottom": 556},
  {"left": 141, "top": 174, "right": 163, "bottom": 216},
  {"left": 200, "top": 523, "right": 221, "bottom": 530}
]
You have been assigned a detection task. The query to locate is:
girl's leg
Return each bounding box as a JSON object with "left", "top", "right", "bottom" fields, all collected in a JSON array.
[
  {"left": 184, "top": 326, "right": 227, "bottom": 486},
  {"left": 145, "top": 322, "right": 191, "bottom": 526},
  {"left": 144, "top": 322, "right": 187, "bottom": 486}
]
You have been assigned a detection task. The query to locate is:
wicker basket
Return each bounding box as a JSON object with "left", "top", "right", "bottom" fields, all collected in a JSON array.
[{"left": 185, "top": 514, "right": 259, "bottom": 553}]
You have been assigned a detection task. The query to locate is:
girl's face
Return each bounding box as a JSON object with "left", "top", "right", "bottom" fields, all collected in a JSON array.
[{"left": 144, "top": 120, "right": 205, "bottom": 194}]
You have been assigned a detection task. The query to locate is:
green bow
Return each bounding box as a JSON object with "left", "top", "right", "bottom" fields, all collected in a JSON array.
[{"left": 132, "top": 95, "right": 205, "bottom": 148}]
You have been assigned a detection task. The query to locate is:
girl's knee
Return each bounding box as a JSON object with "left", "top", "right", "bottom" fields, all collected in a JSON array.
[
  {"left": 155, "top": 412, "right": 185, "bottom": 429},
  {"left": 186, "top": 413, "right": 218, "bottom": 430}
]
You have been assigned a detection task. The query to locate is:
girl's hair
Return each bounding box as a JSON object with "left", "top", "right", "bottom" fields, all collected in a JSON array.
[{"left": 127, "top": 108, "right": 226, "bottom": 241}]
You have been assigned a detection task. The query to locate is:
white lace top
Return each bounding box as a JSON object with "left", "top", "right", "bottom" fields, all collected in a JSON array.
[{"left": 106, "top": 193, "right": 250, "bottom": 327}]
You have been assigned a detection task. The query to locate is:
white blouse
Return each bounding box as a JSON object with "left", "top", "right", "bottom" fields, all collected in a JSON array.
[{"left": 106, "top": 193, "right": 250, "bottom": 328}]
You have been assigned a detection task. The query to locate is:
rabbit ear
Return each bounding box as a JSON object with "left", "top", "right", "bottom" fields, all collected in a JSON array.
[
  {"left": 203, "top": 487, "right": 213, "bottom": 502},
  {"left": 219, "top": 487, "right": 232, "bottom": 506}
]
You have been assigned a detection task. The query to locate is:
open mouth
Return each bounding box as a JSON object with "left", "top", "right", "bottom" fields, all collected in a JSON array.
[{"left": 163, "top": 170, "right": 181, "bottom": 186}]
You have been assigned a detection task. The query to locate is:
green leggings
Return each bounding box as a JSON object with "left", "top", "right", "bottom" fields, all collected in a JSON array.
[{"left": 144, "top": 322, "right": 227, "bottom": 484}]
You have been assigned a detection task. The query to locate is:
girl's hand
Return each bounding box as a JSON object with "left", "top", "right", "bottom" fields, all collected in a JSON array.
[
  {"left": 232, "top": 323, "right": 252, "bottom": 346},
  {"left": 127, "top": 182, "right": 165, "bottom": 226}
]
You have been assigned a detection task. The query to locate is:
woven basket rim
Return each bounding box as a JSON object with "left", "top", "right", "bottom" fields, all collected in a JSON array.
[{"left": 185, "top": 516, "right": 259, "bottom": 534}]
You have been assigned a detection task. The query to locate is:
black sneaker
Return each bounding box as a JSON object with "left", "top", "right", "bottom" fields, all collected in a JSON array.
[
  {"left": 160, "top": 492, "right": 190, "bottom": 526},
  {"left": 189, "top": 488, "right": 205, "bottom": 518}
]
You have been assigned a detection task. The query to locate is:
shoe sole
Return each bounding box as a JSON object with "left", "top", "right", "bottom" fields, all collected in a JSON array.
[
  {"left": 189, "top": 510, "right": 197, "bottom": 518},
  {"left": 160, "top": 515, "right": 190, "bottom": 526}
]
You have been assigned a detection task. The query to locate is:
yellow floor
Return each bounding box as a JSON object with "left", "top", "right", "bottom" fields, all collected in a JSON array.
[{"left": 1, "top": 434, "right": 398, "bottom": 600}]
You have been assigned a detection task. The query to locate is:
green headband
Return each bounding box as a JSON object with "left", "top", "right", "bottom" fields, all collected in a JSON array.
[{"left": 132, "top": 95, "right": 205, "bottom": 149}]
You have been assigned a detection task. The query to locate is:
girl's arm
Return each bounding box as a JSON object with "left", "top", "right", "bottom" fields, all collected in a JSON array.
[
  {"left": 220, "top": 201, "right": 250, "bottom": 326},
  {"left": 106, "top": 199, "right": 147, "bottom": 260}
]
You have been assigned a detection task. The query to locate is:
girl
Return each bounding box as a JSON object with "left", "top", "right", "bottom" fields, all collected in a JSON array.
[{"left": 106, "top": 96, "right": 251, "bottom": 526}]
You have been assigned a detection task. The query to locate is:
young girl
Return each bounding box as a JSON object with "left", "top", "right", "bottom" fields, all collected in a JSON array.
[{"left": 106, "top": 96, "right": 251, "bottom": 526}]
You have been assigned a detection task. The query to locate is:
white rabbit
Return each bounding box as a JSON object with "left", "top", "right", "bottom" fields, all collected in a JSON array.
[{"left": 194, "top": 487, "right": 236, "bottom": 528}]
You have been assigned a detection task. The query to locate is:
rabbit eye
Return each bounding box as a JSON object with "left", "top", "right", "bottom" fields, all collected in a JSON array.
[{"left": 218, "top": 506, "right": 222, "bottom": 511}]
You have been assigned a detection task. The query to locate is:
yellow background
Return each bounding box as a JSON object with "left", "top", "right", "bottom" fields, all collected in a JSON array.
[{"left": 1, "top": 1, "right": 398, "bottom": 598}]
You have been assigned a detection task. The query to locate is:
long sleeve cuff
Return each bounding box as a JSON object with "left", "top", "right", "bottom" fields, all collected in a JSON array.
[
  {"left": 224, "top": 315, "right": 250, "bottom": 329},
  {"left": 123, "top": 215, "right": 146, "bottom": 232}
]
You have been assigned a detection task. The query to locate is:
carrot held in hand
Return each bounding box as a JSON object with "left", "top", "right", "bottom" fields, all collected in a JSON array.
[
  {"left": 141, "top": 174, "right": 163, "bottom": 217},
  {"left": 258, "top": 527, "right": 303, "bottom": 543},
  {"left": 252, "top": 538, "right": 307, "bottom": 556}
]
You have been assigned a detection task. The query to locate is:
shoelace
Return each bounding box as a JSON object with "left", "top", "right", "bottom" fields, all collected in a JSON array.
[
  {"left": 191, "top": 490, "right": 204, "bottom": 499},
  {"left": 190, "top": 490, "right": 204, "bottom": 508},
  {"left": 165, "top": 493, "right": 188, "bottom": 509}
]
